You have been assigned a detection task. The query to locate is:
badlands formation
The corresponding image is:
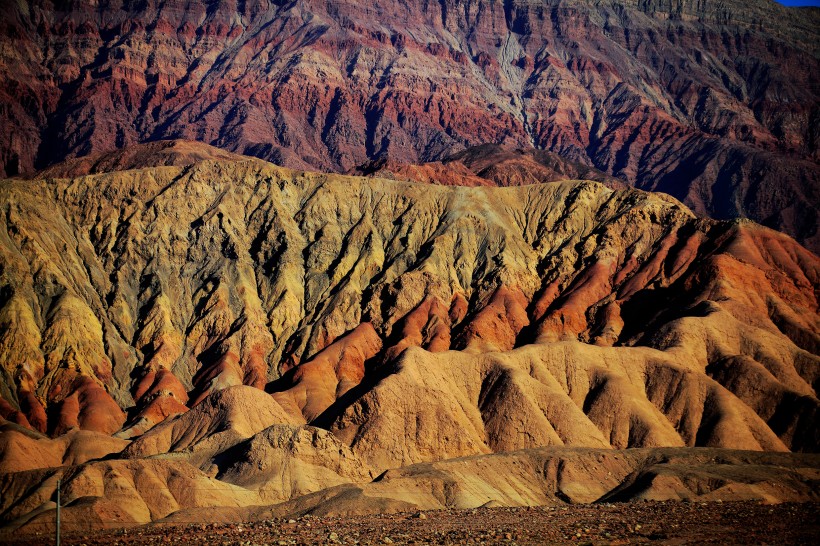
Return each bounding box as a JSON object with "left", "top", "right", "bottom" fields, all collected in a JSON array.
[{"left": 0, "top": 147, "right": 818, "bottom": 532}]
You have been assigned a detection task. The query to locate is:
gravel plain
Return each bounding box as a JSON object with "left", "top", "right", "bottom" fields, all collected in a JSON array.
[{"left": 3, "top": 501, "right": 818, "bottom": 545}]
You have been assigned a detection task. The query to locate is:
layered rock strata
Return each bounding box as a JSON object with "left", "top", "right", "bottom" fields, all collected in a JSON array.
[
  {"left": 1, "top": 0, "right": 818, "bottom": 248},
  {"left": 0, "top": 158, "right": 816, "bottom": 461}
]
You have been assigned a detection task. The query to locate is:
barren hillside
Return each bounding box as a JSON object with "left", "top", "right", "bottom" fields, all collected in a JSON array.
[{"left": 0, "top": 154, "right": 818, "bottom": 530}]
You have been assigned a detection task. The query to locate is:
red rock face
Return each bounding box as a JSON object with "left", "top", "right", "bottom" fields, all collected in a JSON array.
[{"left": 1, "top": 0, "right": 818, "bottom": 248}]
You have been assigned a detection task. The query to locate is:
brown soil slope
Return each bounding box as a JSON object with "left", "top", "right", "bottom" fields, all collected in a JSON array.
[
  {"left": 0, "top": 156, "right": 819, "bottom": 531},
  {"left": 1, "top": 0, "right": 818, "bottom": 248},
  {"left": 0, "top": 158, "right": 816, "bottom": 459},
  {"left": 1, "top": 442, "right": 819, "bottom": 534}
]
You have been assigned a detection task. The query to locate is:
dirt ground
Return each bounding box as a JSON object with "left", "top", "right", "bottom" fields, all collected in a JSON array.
[{"left": 3, "top": 501, "right": 818, "bottom": 545}]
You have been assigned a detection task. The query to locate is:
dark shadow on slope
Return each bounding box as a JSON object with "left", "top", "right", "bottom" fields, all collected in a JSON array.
[{"left": 309, "top": 355, "right": 399, "bottom": 431}]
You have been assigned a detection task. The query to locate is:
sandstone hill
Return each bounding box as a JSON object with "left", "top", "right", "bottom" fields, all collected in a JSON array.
[
  {"left": 0, "top": 155, "right": 818, "bottom": 530},
  {"left": 0, "top": 156, "right": 817, "bottom": 450},
  {"left": 3, "top": 440, "right": 820, "bottom": 535},
  {"left": 1, "top": 0, "right": 818, "bottom": 249}
]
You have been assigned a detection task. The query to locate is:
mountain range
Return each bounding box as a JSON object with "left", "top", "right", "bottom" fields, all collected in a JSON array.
[
  {"left": 1, "top": 0, "right": 818, "bottom": 249},
  {"left": 0, "top": 0, "right": 819, "bottom": 537}
]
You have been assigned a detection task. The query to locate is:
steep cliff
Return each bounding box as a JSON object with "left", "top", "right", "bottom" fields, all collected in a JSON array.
[{"left": 1, "top": 0, "right": 818, "bottom": 247}]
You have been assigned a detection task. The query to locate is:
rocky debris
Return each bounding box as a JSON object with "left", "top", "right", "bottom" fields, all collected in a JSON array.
[
  {"left": 1, "top": 502, "right": 818, "bottom": 545},
  {"left": 1, "top": 1, "right": 818, "bottom": 248}
]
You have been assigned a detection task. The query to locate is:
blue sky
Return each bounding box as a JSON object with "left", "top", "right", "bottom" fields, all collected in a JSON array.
[{"left": 776, "top": 1, "right": 820, "bottom": 6}]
